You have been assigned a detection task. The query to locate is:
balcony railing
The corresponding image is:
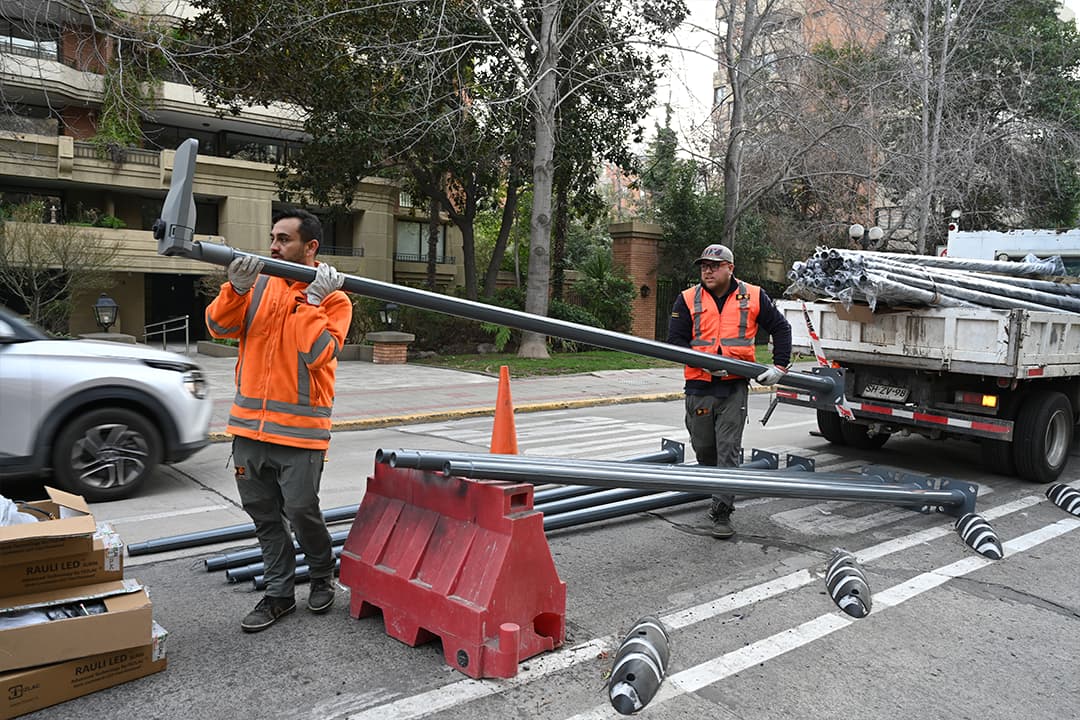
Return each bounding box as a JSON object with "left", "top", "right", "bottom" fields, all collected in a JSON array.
[
  {"left": 394, "top": 252, "right": 455, "bottom": 264},
  {"left": 73, "top": 141, "right": 161, "bottom": 167},
  {"left": 2, "top": 44, "right": 58, "bottom": 62},
  {"left": 321, "top": 245, "right": 364, "bottom": 257}
]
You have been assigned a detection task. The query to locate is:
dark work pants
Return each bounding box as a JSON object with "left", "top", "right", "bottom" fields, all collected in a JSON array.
[
  {"left": 233, "top": 436, "right": 334, "bottom": 598},
  {"left": 684, "top": 382, "right": 749, "bottom": 513}
]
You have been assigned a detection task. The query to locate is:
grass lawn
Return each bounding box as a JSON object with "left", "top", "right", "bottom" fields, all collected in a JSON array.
[{"left": 413, "top": 346, "right": 786, "bottom": 378}]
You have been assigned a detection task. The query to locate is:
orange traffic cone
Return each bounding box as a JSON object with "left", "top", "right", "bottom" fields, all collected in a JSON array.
[{"left": 489, "top": 365, "right": 519, "bottom": 454}]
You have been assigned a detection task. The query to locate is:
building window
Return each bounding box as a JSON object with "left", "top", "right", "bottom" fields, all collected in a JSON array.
[
  {"left": 0, "top": 22, "right": 58, "bottom": 61},
  {"left": 396, "top": 220, "right": 448, "bottom": 262},
  {"left": 143, "top": 124, "right": 219, "bottom": 156}
]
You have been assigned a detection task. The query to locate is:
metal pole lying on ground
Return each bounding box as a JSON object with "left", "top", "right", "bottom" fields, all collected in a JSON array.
[
  {"left": 383, "top": 449, "right": 963, "bottom": 499},
  {"left": 154, "top": 138, "right": 842, "bottom": 404},
  {"left": 128, "top": 504, "right": 360, "bottom": 556},
  {"left": 440, "top": 458, "right": 978, "bottom": 516}
]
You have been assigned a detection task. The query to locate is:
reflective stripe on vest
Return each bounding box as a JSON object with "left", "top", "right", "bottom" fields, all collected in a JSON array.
[
  {"left": 682, "top": 281, "right": 760, "bottom": 382},
  {"left": 221, "top": 273, "right": 348, "bottom": 450}
]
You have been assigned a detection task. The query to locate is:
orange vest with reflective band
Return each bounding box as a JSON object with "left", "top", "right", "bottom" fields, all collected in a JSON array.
[
  {"left": 682, "top": 281, "right": 761, "bottom": 382},
  {"left": 206, "top": 269, "right": 352, "bottom": 450}
]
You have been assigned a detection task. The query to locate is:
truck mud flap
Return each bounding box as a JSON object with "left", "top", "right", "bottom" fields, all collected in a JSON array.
[{"left": 776, "top": 389, "right": 1014, "bottom": 441}]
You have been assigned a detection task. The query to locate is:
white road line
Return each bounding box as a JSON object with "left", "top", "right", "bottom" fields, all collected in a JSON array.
[
  {"left": 564, "top": 517, "right": 1080, "bottom": 719},
  {"left": 661, "top": 570, "right": 816, "bottom": 631},
  {"left": 101, "top": 504, "right": 230, "bottom": 525},
  {"left": 345, "top": 638, "right": 613, "bottom": 720},
  {"left": 760, "top": 419, "right": 818, "bottom": 431},
  {"left": 526, "top": 426, "right": 679, "bottom": 456},
  {"left": 341, "top": 484, "right": 1075, "bottom": 720}
]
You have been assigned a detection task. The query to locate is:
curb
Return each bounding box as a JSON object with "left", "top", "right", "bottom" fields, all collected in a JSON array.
[{"left": 206, "top": 386, "right": 778, "bottom": 443}]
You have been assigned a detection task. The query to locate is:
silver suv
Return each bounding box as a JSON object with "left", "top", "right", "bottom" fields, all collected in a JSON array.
[{"left": 0, "top": 307, "right": 212, "bottom": 501}]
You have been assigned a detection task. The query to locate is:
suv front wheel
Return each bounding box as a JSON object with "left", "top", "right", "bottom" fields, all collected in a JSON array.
[{"left": 52, "top": 407, "right": 163, "bottom": 501}]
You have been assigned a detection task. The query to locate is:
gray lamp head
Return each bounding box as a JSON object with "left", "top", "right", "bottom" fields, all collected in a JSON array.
[{"left": 154, "top": 138, "right": 199, "bottom": 257}]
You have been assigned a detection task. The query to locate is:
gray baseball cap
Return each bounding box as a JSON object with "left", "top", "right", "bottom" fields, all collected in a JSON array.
[{"left": 693, "top": 244, "right": 734, "bottom": 265}]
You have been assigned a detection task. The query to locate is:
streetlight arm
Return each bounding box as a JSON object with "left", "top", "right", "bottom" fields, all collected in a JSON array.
[{"left": 154, "top": 139, "right": 844, "bottom": 403}]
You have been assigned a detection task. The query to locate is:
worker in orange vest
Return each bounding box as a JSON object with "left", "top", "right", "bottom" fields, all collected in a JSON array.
[
  {"left": 206, "top": 208, "right": 352, "bottom": 632},
  {"left": 667, "top": 243, "right": 791, "bottom": 538}
]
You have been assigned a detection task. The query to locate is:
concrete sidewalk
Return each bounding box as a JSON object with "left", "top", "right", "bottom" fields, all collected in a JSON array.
[{"left": 194, "top": 353, "right": 690, "bottom": 440}]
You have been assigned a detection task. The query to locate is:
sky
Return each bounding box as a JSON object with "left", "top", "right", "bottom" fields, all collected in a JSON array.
[
  {"left": 645, "top": 0, "right": 1080, "bottom": 157},
  {"left": 643, "top": 0, "right": 718, "bottom": 155}
]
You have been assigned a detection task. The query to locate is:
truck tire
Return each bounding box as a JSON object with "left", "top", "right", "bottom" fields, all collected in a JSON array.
[
  {"left": 1013, "top": 391, "right": 1073, "bottom": 483},
  {"left": 839, "top": 420, "right": 890, "bottom": 450},
  {"left": 816, "top": 410, "right": 847, "bottom": 445},
  {"left": 980, "top": 438, "right": 1016, "bottom": 477},
  {"left": 51, "top": 407, "right": 162, "bottom": 501}
]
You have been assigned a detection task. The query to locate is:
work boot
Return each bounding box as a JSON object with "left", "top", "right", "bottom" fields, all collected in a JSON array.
[
  {"left": 241, "top": 595, "right": 295, "bottom": 633},
  {"left": 307, "top": 577, "right": 336, "bottom": 614},
  {"left": 707, "top": 501, "right": 735, "bottom": 540}
]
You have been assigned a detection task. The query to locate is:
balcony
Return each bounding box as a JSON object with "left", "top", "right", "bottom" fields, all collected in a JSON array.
[
  {"left": 320, "top": 245, "right": 364, "bottom": 257},
  {"left": 73, "top": 141, "right": 161, "bottom": 167},
  {"left": 394, "top": 252, "right": 455, "bottom": 264}
]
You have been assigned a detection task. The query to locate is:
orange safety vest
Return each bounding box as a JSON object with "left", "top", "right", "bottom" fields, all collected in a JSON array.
[
  {"left": 206, "top": 269, "right": 352, "bottom": 450},
  {"left": 682, "top": 280, "right": 760, "bottom": 382}
]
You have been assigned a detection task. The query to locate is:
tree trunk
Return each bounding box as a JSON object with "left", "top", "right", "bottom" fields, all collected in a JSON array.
[
  {"left": 460, "top": 173, "right": 479, "bottom": 300},
  {"left": 482, "top": 165, "right": 521, "bottom": 298},
  {"left": 916, "top": 0, "right": 954, "bottom": 255},
  {"left": 721, "top": 0, "right": 759, "bottom": 249},
  {"left": 426, "top": 196, "right": 440, "bottom": 290},
  {"left": 518, "top": 0, "right": 558, "bottom": 359},
  {"left": 551, "top": 181, "right": 568, "bottom": 302}
]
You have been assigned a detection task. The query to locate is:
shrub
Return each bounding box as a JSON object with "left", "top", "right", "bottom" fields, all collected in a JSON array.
[{"left": 571, "top": 250, "right": 635, "bottom": 333}]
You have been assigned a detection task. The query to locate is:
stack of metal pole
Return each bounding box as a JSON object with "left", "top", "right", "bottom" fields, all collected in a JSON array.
[
  {"left": 786, "top": 247, "right": 1080, "bottom": 314},
  {"left": 203, "top": 442, "right": 693, "bottom": 589}
]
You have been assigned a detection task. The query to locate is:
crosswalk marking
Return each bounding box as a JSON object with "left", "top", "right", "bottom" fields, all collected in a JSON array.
[{"left": 398, "top": 415, "right": 978, "bottom": 537}]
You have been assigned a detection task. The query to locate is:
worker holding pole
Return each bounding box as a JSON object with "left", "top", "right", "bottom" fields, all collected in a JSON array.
[
  {"left": 667, "top": 244, "right": 792, "bottom": 538},
  {"left": 206, "top": 208, "right": 351, "bottom": 632}
]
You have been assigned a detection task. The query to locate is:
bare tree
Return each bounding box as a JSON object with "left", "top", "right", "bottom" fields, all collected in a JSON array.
[
  {"left": 0, "top": 202, "right": 119, "bottom": 334},
  {"left": 709, "top": 0, "right": 890, "bottom": 250}
]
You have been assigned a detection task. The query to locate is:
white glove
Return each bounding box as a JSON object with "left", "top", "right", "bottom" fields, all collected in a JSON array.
[
  {"left": 227, "top": 255, "right": 263, "bottom": 295},
  {"left": 306, "top": 262, "right": 344, "bottom": 306},
  {"left": 755, "top": 364, "right": 787, "bottom": 386}
]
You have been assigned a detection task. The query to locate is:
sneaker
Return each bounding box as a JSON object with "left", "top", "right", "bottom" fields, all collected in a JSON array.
[
  {"left": 707, "top": 503, "right": 735, "bottom": 540},
  {"left": 307, "top": 577, "right": 336, "bottom": 614},
  {"left": 241, "top": 595, "right": 295, "bottom": 633}
]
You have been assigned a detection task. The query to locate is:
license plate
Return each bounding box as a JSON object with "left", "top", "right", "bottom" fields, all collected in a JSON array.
[{"left": 862, "top": 383, "right": 909, "bottom": 402}]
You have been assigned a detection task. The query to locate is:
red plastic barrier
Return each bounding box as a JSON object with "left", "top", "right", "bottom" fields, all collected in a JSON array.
[{"left": 339, "top": 464, "right": 567, "bottom": 678}]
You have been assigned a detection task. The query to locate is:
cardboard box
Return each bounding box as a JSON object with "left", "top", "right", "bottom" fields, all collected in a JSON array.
[
  {"left": 0, "top": 487, "right": 96, "bottom": 564},
  {"left": 0, "top": 524, "right": 123, "bottom": 599},
  {"left": 0, "top": 621, "right": 167, "bottom": 720},
  {"left": 0, "top": 580, "right": 153, "bottom": 673}
]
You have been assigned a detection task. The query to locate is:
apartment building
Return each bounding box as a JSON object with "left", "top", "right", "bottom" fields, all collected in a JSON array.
[{"left": 0, "top": 0, "right": 463, "bottom": 338}]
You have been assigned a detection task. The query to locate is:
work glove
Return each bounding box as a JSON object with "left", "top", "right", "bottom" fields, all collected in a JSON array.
[
  {"left": 755, "top": 364, "right": 787, "bottom": 386},
  {"left": 227, "top": 255, "right": 263, "bottom": 295},
  {"left": 306, "top": 262, "right": 344, "bottom": 306}
]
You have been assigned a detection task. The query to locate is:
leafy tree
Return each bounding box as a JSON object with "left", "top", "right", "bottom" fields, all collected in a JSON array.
[
  {"left": 881, "top": 0, "right": 1080, "bottom": 248},
  {"left": 570, "top": 249, "right": 636, "bottom": 332}
]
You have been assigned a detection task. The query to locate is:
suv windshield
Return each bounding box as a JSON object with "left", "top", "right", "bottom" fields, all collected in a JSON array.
[{"left": 0, "top": 307, "right": 50, "bottom": 342}]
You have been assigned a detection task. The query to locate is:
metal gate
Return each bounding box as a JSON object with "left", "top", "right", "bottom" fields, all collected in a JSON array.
[{"left": 653, "top": 278, "right": 680, "bottom": 341}]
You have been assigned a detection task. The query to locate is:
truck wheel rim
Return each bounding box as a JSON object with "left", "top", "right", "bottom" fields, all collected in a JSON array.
[
  {"left": 70, "top": 422, "right": 150, "bottom": 489},
  {"left": 1045, "top": 409, "right": 1070, "bottom": 469}
]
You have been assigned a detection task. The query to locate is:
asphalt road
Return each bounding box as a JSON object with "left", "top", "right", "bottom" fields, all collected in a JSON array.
[{"left": 18, "top": 396, "right": 1080, "bottom": 720}]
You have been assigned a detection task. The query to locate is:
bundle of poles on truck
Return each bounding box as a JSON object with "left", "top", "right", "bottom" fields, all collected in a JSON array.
[{"left": 786, "top": 247, "right": 1080, "bottom": 314}]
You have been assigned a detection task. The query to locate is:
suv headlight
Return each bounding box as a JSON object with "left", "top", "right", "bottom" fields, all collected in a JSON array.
[{"left": 183, "top": 369, "right": 208, "bottom": 399}]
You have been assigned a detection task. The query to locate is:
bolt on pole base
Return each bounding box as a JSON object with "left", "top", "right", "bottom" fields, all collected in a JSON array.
[
  {"left": 786, "top": 454, "right": 815, "bottom": 472},
  {"left": 861, "top": 465, "right": 979, "bottom": 517}
]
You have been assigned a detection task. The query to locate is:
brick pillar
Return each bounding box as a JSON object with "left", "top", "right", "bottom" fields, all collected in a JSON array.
[
  {"left": 609, "top": 220, "right": 664, "bottom": 340},
  {"left": 365, "top": 331, "right": 416, "bottom": 365}
]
